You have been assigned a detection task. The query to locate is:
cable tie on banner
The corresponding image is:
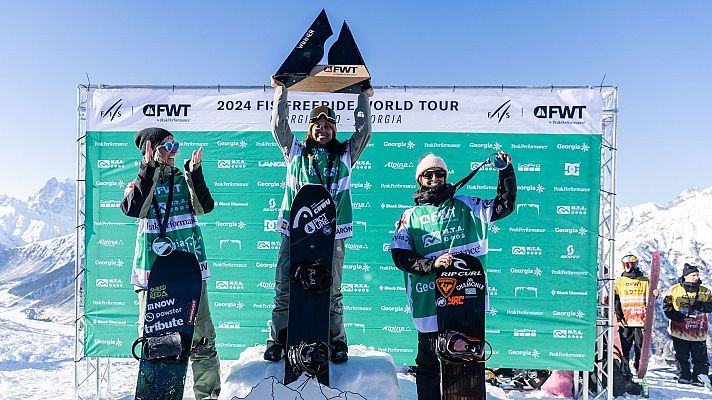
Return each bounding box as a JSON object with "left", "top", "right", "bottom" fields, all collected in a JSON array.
[{"left": 599, "top": 73, "right": 606, "bottom": 92}]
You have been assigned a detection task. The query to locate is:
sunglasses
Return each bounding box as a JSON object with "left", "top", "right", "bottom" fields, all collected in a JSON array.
[
  {"left": 158, "top": 141, "right": 180, "bottom": 153},
  {"left": 310, "top": 107, "right": 337, "bottom": 124},
  {"left": 422, "top": 170, "right": 446, "bottom": 179}
]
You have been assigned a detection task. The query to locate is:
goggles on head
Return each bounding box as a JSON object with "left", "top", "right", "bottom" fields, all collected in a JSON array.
[
  {"left": 309, "top": 106, "right": 337, "bottom": 124},
  {"left": 621, "top": 254, "right": 638, "bottom": 269},
  {"left": 158, "top": 141, "right": 180, "bottom": 153}
]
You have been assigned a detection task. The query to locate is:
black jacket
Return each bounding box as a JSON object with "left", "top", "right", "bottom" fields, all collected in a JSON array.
[
  {"left": 391, "top": 164, "right": 516, "bottom": 275},
  {"left": 121, "top": 160, "right": 214, "bottom": 218}
]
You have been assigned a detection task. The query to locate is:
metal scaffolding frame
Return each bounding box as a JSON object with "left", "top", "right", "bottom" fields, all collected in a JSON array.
[{"left": 74, "top": 84, "right": 618, "bottom": 399}]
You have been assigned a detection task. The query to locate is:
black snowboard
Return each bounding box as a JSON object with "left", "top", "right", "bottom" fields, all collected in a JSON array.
[
  {"left": 134, "top": 251, "right": 203, "bottom": 400},
  {"left": 284, "top": 184, "right": 336, "bottom": 386},
  {"left": 435, "top": 254, "right": 487, "bottom": 400}
]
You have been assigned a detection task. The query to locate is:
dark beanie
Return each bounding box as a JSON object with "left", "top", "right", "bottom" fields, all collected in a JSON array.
[
  {"left": 682, "top": 263, "right": 699, "bottom": 277},
  {"left": 134, "top": 127, "right": 172, "bottom": 155}
]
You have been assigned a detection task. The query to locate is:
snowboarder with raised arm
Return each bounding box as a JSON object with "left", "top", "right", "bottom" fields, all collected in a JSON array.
[{"left": 390, "top": 152, "right": 516, "bottom": 400}]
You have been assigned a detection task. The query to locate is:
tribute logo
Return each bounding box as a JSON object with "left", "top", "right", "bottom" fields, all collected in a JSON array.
[
  {"left": 100, "top": 99, "right": 123, "bottom": 122},
  {"left": 143, "top": 104, "right": 191, "bottom": 117}
]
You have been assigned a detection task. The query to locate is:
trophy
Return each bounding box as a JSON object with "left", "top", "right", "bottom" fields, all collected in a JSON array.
[{"left": 274, "top": 9, "right": 371, "bottom": 93}]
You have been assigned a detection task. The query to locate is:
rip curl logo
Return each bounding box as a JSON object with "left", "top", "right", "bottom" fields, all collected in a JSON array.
[
  {"left": 436, "top": 278, "right": 456, "bottom": 298},
  {"left": 451, "top": 258, "right": 469, "bottom": 271}
]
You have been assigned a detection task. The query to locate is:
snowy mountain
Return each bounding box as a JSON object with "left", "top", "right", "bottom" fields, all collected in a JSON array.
[
  {"left": 0, "top": 234, "right": 75, "bottom": 322},
  {"left": 0, "top": 182, "right": 711, "bottom": 399},
  {"left": 616, "top": 186, "right": 712, "bottom": 360},
  {"left": 0, "top": 178, "right": 75, "bottom": 249}
]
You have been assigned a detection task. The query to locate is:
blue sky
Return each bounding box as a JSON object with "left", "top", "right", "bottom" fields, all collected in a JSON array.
[{"left": 0, "top": 1, "right": 709, "bottom": 206}]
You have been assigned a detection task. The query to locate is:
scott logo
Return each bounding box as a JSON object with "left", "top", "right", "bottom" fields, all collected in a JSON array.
[
  {"left": 143, "top": 104, "right": 191, "bottom": 117},
  {"left": 534, "top": 105, "right": 586, "bottom": 119}
]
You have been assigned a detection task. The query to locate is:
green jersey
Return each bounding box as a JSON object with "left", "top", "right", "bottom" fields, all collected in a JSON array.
[{"left": 390, "top": 195, "right": 494, "bottom": 332}]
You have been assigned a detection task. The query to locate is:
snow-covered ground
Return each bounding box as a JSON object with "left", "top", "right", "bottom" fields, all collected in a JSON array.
[{"left": 1, "top": 309, "right": 710, "bottom": 400}]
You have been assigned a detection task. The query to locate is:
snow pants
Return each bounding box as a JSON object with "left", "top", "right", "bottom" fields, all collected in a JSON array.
[
  {"left": 672, "top": 337, "right": 709, "bottom": 380},
  {"left": 269, "top": 235, "right": 346, "bottom": 345},
  {"left": 416, "top": 331, "right": 441, "bottom": 400},
  {"left": 619, "top": 326, "right": 644, "bottom": 371},
  {"left": 138, "top": 281, "right": 221, "bottom": 400}
]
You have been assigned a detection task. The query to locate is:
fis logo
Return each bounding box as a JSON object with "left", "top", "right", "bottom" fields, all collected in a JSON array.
[
  {"left": 534, "top": 105, "right": 586, "bottom": 119},
  {"left": 488, "top": 100, "right": 511, "bottom": 123},
  {"left": 564, "top": 163, "right": 581, "bottom": 176},
  {"left": 100, "top": 99, "right": 123, "bottom": 122},
  {"left": 143, "top": 104, "right": 191, "bottom": 117}
]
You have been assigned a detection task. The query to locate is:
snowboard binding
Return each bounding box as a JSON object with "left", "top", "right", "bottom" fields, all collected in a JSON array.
[
  {"left": 436, "top": 331, "right": 492, "bottom": 364},
  {"left": 291, "top": 258, "right": 333, "bottom": 294},
  {"left": 286, "top": 340, "right": 331, "bottom": 377},
  {"left": 132, "top": 332, "right": 189, "bottom": 363}
]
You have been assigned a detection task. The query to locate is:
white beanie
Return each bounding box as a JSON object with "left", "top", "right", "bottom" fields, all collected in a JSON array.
[{"left": 415, "top": 153, "right": 448, "bottom": 182}]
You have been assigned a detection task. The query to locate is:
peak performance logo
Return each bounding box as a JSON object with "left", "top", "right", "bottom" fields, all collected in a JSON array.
[
  {"left": 143, "top": 104, "right": 191, "bottom": 117},
  {"left": 488, "top": 100, "right": 511, "bottom": 123},
  {"left": 100, "top": 99, "right": 123, "bottom": 122}
]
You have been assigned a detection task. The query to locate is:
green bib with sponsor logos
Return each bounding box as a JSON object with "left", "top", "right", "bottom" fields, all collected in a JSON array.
[
  {"left": 278, "top": 144, "right": 354, "bottom": 239},
  {"left": 132, "top": 172, "right": 208, "bottom": 289},
  {"left": 405, "top": 196, "right": 490, "bottom": 325}
]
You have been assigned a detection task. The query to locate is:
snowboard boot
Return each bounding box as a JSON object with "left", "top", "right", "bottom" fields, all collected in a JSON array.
[
  {"left": 264, "top": 341, "right": 284, "bottom": 361},
  {"left": 330, "top": 340, "right": 348, "bottom": 363},
  {"left": 677, "top": 377, "right": 692, "bottom": 385}
]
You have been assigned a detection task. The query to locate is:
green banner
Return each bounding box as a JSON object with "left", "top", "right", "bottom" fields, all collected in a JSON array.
[{"left": 84, "top": 87, "right": 602, "bottom": 370}]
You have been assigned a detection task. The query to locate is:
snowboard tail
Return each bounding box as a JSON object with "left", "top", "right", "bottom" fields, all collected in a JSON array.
[{"left": 134, "top": 251, "right": 203, "bottom": 400}]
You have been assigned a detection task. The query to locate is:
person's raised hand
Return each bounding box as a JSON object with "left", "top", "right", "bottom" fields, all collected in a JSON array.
[
  {"left": 144, "top": 140, "right": 153, "bottom": 163},
  {"left": 271, "top": 76, "right": 285, "bottom": 88},
  {"left": 192, "top": 145, "right": 203, "bottom": 166}
]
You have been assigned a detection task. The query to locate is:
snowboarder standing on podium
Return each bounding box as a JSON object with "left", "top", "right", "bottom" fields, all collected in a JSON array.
[
  {"left": 121, "top": 127, "right": 221, "bottom": 400},
  {"left": 662, "top": 263, "right": 712, "bottom": 387},
  {"left": 389, "top": 152, "right": 516, "bottom": 400},
  {"left": 614, "top": 254, "right": 658, "bottom": 373},
  {"left": 263, "top": 76, "right": 374, "bottom": 363}
]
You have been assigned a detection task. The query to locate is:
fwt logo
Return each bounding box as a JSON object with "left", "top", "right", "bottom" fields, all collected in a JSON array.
[
  {"left": 564, "top": 163, "right": 581, "bottom": 176},
  {"left": 324, "top": 65, "right": 358, "bottom": 74},
  {"left": 143, "top": 104, "right": 191, "bottom": 117},
  {"left": 488, "top": 100, "right": 511, "bottom": 123},
  {"left": 533, "top": 105, "right": 586, "bottom": 119},
  {"left": 100, "top": 99, "right": 123, "bottom": 122}
]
